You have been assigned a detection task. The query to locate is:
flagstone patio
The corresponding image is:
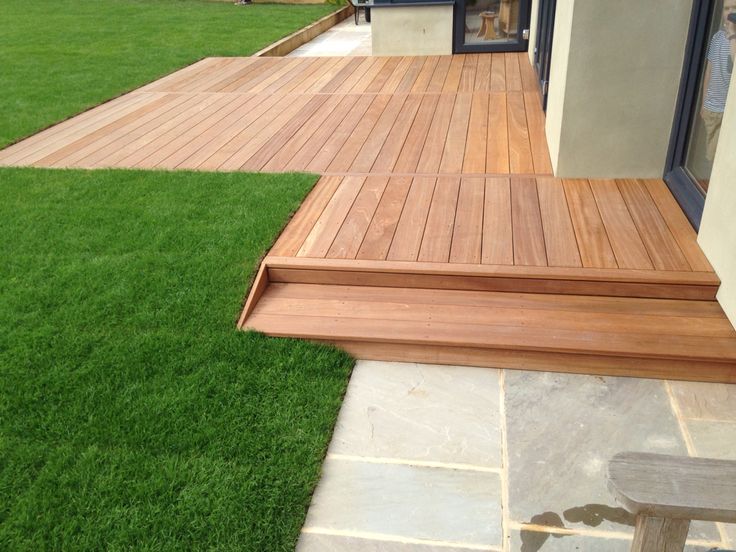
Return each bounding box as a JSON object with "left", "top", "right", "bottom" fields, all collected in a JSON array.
[{"left": 297, "top": 361, "right": 736, "bottom": 552}]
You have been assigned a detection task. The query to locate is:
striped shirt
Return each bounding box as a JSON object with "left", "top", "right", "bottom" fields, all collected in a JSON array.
[{"left": 704, "top": 29, "right": 733, "bottom": 113}]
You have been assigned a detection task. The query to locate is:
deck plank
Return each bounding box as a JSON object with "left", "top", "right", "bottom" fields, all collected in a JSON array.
[
  {"left": 644, "top": 179, "right": 713, "bottom": 272},
  {"left": 415, "top": 93, "right": 456, "bottom": 173},
  {"left": 490, "top": 53, "right": 506, "bottom": 91},
  {"left": 306, "top": 93, "right": 376, "bottom": 172},
  {"left": 426, "top": 56, "right": 452, "bottom": 93},
  {"left": 372, "top": 95, "right": 423, "bottom": 172},
  {"left": 327, "top": 94, "right": 392, "bottom": 172},
  {"left": 463, "top": 92, "right": 489, "bottom": 173},
  {"left": 486, "top": 92, "right": 510, "bottom": 173},
  {"left": 449, "top": 177, "right": 485, "bottom": 264},
  {"left": 511, "top": 177, "right": 548, "bottom": 266},
  {"left": 618, "top": 179, "right": 691, "bottom": 271},
  {"left": 410, "top": 56, "right": 439, "bottom": 94},
  {"left": 507, "top": 92, "right": 534, "bottom": 174},
  {"left": 590, "top": 179, "right": 654, "bottom": 270},
  {"left": 524, "top": 91, "right": 553, "bottom": 174},
  {"left": 482, "top": 177, "right": 514, "bottom": 265},
  {"left": 504, "top": 53, "right": 523, "bottom": 92},
  {"left": 271, "top": 176, "right": 344, "bottom": 257},
  {"left": 417, "top": 177, "right": 461, "bottom": 263},
  {"left": 328, "top": 176, "right": 389, "bottom": 259},
  {"left": 537, "top": 177, "right": 582, "bottom": 268},
  {"left": 387, "top": 177, "right": 436, "bottom": 261},
  {"left": 357, "top": 176, "right": 413, "bottom": 260},
  {"left": 299, "top": 176, "right": 366, "bottom": 258},
  {"left": 564, "top": 179, "right": 618, "bottom": 269},
  {"left": 285, "top": 94, "right": 360, "bottom": 171},
  {"left": 393, "top": 94, "right": 440, "bottom": 173},
  {"left": 439, "top": 92, "right": 472, "bottom": 173}
]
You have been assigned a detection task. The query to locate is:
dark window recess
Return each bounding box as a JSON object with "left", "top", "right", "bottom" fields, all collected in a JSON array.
[{"left": 533, "top": 0, "right": 555, "bottom": 110}]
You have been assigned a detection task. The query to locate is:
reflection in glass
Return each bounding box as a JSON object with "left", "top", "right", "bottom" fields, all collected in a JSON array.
[
  {"left": 464, "top": 0, "right": 519, "bottom": 46},
  {"left": 685, "top": 0, "right": 735, "bottom": 193}
]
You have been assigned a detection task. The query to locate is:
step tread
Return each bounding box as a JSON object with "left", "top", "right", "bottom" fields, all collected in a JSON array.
[{"left": 245, "top": 283, "right": 736, "bottom": 364}]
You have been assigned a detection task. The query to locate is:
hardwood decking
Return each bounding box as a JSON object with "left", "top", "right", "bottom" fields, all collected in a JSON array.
[
  {"left": 2, "top": 53, "right": 735, "bottom": 381},
  {"left": 241, "top": 173, "right": 736, "bottom": 382},
  {"left": 0, "top": 54, "right": 551, "bottom": 175}
]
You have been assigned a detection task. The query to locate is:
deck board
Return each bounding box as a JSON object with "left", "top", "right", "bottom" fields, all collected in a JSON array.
[
  {"left": 0, "top": 54, "right": 552, "bottom": 175},
  {"left": 276, "top": 175, "right": 717, "bottom": 278}
]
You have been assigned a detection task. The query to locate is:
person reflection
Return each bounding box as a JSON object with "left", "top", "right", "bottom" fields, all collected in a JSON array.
[{"left": 701, "top": 0, "right": 736, "bottom": 161}]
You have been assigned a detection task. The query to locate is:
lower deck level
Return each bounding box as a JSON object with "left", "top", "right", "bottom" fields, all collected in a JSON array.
[{"left": 241, "top": 175, "right": 736, "bottom": 383}]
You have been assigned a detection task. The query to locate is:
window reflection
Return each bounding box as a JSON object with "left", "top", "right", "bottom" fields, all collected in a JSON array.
[
  {"left": 686, "top": 0, "right": 735, "bottom": 192},
  {"left": 464, "top": 0, "right": 519, "bottom": 45}
]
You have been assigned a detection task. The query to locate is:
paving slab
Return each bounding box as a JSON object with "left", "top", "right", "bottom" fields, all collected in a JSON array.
[
  {"left": 302, "top": 458, "right": 503, "bottom": 547},
  {"left": 328, "top": 361, "right": 502, "bottom": 467},
  {"left": 297, "top": 533, "right": 478, "bottom": 551},
  {"left": 289, "top": 17, "right": 372, "bottom": 57},
  {"left": 670, "top": 381, "right": 736, "bottom": 422},
  {"left": 504, "top": 370, "right": 720, "bottom": 542}
]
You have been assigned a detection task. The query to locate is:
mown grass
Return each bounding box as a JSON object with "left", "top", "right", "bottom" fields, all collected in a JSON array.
[
  {"left": 0, "top": 0, "right": 338, "bottom": 147},
  {"left": 0, "top": 168, "right": 354, "bottom": 550}
]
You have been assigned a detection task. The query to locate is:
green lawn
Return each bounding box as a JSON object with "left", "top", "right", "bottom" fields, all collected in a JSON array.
[
  {"left": 0, "top": 0, "right": 338, "bottom": 148},
  {"left": 0, "top": 168, "right": 353, "bottom": 550}
]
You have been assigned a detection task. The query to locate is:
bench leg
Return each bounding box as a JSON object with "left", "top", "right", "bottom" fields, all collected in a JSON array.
[{"left": 631, "top": 515, "right": 689, "bottom": 552}]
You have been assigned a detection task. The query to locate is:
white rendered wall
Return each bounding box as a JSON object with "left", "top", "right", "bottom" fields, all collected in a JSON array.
[{"left": 371, "top": 5, "right": 453, "bottom": 56}]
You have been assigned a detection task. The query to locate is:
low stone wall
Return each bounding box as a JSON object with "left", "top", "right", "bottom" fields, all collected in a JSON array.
[{"left": 253, "top": 5, "right": 353, "bottom": 56}]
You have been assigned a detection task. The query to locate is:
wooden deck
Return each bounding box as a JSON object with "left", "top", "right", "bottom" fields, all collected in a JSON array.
[
  {"left": 240, "top": 173, "right": 736, "bottom": 382},
  {"left": 0, "top": 54, "right": 551, "bottom": 175},
  {"left": 2, "top": 52, "right": 735, "bottom": 381}
]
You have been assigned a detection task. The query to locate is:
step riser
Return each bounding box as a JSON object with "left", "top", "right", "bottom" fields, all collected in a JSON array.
[
  {"left": 268, "top": 267, "right": 718, "bottom": 301},
  {"left": 332, "top": 341, "right": 736, "bottom": 384}
]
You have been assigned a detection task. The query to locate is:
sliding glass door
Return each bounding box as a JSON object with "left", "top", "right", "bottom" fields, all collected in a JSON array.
[
  {"left": 454, "top": 0, "right": 531, "bottom": 53},
  {"left": 665, "top": 0, "right": 735, "bottom": 228}
]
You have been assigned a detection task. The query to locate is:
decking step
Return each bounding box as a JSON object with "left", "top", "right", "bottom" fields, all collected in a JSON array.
[
  {"left": 264, "top": 256, "right": 721, "bottom": 301},
  {"left": 242, "top": 282, "right": 736, "bottom": 383}
]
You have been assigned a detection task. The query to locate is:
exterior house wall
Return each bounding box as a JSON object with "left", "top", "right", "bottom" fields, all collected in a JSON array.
[
  {"left": 698, "top": 68, "right": 736, "bottom": 327},
  {"left": 544, "top": 0, "right": 691, "bottom": 177},
  {"left": 371, "top": 5, "right": 454, "bottom": 56},
  {"left": 543, "top": 0, "right": 573, "bottom": 174}
]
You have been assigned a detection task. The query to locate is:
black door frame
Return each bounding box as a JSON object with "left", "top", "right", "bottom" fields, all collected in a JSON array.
[
  {"left": 663, "top": 0, "right": 715, "bottom": 230},
  {"left": 453, "top": 0, "right": 531, "bottom": 54},
  {"left": 532, "top": 0, "right": 556, "bottom": 110}
]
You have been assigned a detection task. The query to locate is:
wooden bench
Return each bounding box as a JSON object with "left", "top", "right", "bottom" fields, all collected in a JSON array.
[{"left": 607, "top": 452, "right": 736, "bottom": 551}]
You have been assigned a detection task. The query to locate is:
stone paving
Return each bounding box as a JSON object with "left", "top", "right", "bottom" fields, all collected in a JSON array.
[
  {"left": 289, "top": 15, "right": 371, "bottom": 57},
  {"left": 297, "top": 361, "right": 736, "bottom": 552}
]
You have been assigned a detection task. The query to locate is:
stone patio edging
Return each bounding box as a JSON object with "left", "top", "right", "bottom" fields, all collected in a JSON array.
[{"left": 254, "top": 5, "right": 353, "bottom": 57}]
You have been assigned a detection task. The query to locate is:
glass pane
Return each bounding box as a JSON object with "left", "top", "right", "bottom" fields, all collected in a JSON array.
[
  {"left": 464, "top": 0, "right": 520, "bottom": 46},
  {"left": 684, "top": 0, "right": 735, "bottom": 193}
]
